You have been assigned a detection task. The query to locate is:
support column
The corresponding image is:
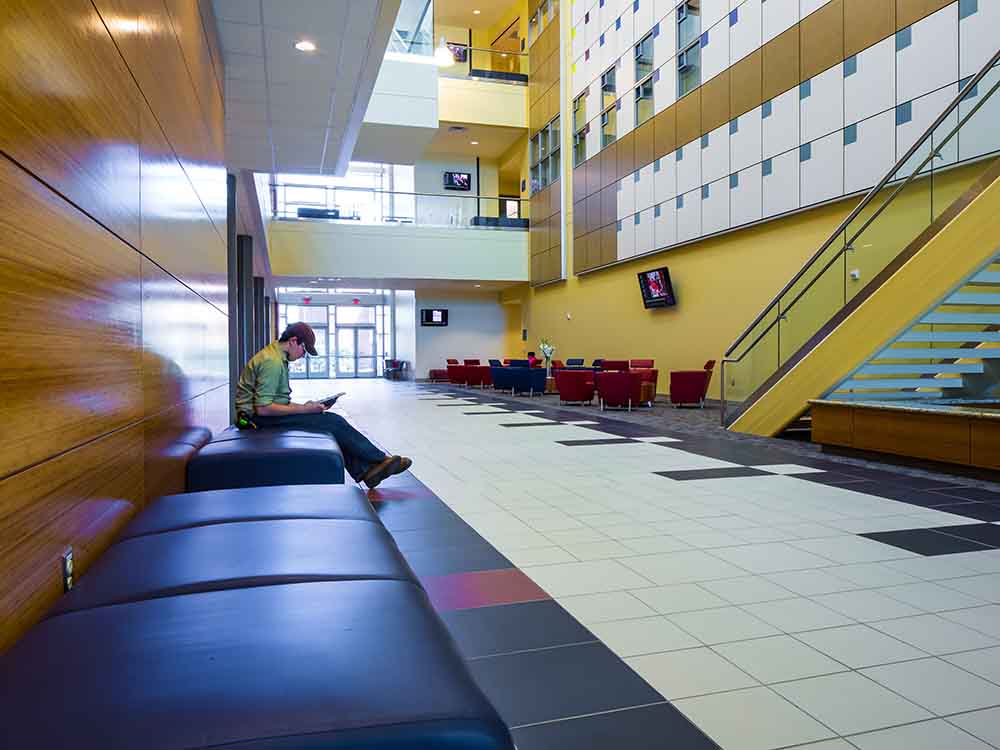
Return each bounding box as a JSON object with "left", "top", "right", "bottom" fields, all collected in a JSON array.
[
  {"left": 236, "top": 234, "right": 254, "bottom": 373},
  {"left": 253, "top": 277, "right": 266, "bottom": 350},
  {"left": 226, "top": 174, "right": 239, "bottom": 423}
]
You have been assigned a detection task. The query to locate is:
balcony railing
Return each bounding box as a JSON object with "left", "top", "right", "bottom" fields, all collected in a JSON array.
[
  {"left": 439, "top": 44, "right": 528, "bottom": 84},
  {"left": 387, "top": 0, "right": 434, "bottom": 57},
  {"left": 272, "top": 182, "right": 528, "bottom": 230}
]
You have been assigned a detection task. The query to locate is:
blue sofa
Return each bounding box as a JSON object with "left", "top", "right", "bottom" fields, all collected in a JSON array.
[{"left": 510, "top": 366, "right": 547, "bottom": 396}]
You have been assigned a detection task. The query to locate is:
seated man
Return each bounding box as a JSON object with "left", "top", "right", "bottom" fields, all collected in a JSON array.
[{"left": 236, "top": 322, "right": 412, "bottom": 489}]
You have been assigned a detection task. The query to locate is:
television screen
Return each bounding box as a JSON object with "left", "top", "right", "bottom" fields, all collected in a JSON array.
[
  {"left": 443, "top": 171, "right": 471, "bottom": 191},
  {"left": 420, "top": 308, "right": 449, "bottom": 326},
  {"left": 637, "top": 267, "right": 677, "bottom": 309}
]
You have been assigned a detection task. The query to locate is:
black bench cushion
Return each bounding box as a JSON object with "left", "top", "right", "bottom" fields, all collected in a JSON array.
[
  {"left": 50, "top": 519, "right": 416, "bottom": 615},
  {"left": 186, "top": 431, "right": 346, "bottom": 490},
  {"left": 121, "top": 485, "right": 377, "bottom": 539},
  {"left": 2, "top": 581, "right": 514, "bottom": 749},
  {"left": 209, "top": 427, "right": 330, "bottom": 443}
]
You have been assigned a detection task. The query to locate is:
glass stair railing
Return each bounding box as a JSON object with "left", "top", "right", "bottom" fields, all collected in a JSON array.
[{"left": 721, "top": 48, "right": 1000, "bottom": 429}]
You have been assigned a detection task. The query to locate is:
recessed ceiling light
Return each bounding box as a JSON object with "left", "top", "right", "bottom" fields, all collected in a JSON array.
[
  {"left": 473, "top": 9, "right": 481, "bottom": 14},
  {"left": 295, "top": 40, "right": 316, "bottom": 52},
  {"left": 474, "top": 284, "right": 482, "bottom": 288},
  {"left": 470, "top": 140, "right": 479, "bottom": 145}
]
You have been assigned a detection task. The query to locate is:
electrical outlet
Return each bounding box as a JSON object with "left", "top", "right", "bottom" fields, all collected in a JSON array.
[{"left": 61, "top": 548, "right": 74, "bottom": 592}]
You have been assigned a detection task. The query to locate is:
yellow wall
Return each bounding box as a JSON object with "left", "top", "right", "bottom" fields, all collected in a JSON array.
[{"left": 439, "top": 77, "right": 528, "bottom": 128}]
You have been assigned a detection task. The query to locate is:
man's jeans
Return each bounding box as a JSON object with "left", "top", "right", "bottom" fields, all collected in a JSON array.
[{"left": 253, "top": 413, "right": 387, "bottom": 481}]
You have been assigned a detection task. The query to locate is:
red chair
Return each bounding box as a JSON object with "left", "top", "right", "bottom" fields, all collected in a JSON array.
[
  {"left": 669, "top": 360, "right": 716, "bottom": 407},
  {"left": 463, "top": 359, "right": 481, "bottom": 366},
  {"left": 629, "top": 359, "right": 654, "bottom": 369},
  {"left": 595, "top": 371, "right": 643, "bottom": 411},
  {"left": 551, "top": 359, "right": 565, "bottom": 370},
  {"left": 600, "top": 360, "right": 629, "bottom": 371},
  {"left": 502, "top": 358, "right": 512, "bottom": 366},
  {"left": 466, "top": 365, "right": 492, "bottom": 388},
  {"left": 633, "top": 368, "right": 659, "bottom": 405},
  {"left": 427, "top": 368, "right": 448, "bottom": 382},
  {"left": 446, "top": 358, "right": 459, "bottom": 365},
  {"left": 554, "top": 369, "right": 594, "bottom": 405},
  {"left": 447, "top": 364, "right": 468, "bottom": 385}
]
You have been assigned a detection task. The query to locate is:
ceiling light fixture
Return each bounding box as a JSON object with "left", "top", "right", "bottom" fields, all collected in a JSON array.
[
  {"left": 295, "top": 40, "right": 316, "bottom": 52},
  {"left": 474, "top": 284, "right": 482, "bottom": 288},
  {"left": 470, "top": 140, "right": 479, "bottom": 145},
  {"left": 434, "top": 37, "right": 455, "bottom": 67},
  {"left": 473, "top": 9, "right": 481, "bottom": 14}
]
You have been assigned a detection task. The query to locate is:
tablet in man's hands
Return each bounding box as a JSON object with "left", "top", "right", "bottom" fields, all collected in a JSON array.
[{"left": 319, "top": 392, "right": 347, "bottom": 409}]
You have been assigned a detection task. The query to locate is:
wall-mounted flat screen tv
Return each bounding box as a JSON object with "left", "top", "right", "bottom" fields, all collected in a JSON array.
[
  {"left": 443, "top": 171, "right": 471, "bottom": 191},
  {"left": 637, "top": 267, "right": 677, "bottom": 309},
  {"left": 420, "top": 308, "right": 449, "bottom": 326}
]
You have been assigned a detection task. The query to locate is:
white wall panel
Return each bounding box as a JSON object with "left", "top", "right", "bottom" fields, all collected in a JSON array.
[
  {"left": 655, "top": 65, "right": 678, "bottom": 112},
  {"left": 844, "top": 38, "right": 895, "bottom": 126},
  {"left": 654, "top": 18, "right": 676, "bottom": 69},
  {"left": 702, "top": 0, "right": 731, "bottom": 30},
  {"left": 702, "top": 178, "right": 731, "bottom": 234},
  {"left": 702, "top": 20, "right": 731, "bottom": 83},
  {"left": 800, "top": 0, "right": 831, "bottom": 18},
  {"left": 763, "top": 88, "right": 800, "bottom": 159},
  {"left": 801, "top": 65, "right": 844, "bottom": 143},
  {"left": 653, "top": 200, "right": 676, "bottom": 247},
  {"left": 587, "top": 117, "right": 601, "bottom": 159},
  {"left": 635, "top": 0, "right": 656, "bottom": 38},
  {"left": 617, "top": 216, "right": 636, "bottom": 259},
  {"left": 653, "top": 154, "right": 677, "bottom": 203},
  {"left": 676, "top": 139, "right": 703, "bottom": 195},
  {"left": 730, "top": 0, "right": 762, "bottom": 64},
  {"left": 960, "top": 0, "right": 999, "bottom": 77},
  {"left": 958, "top": 67, "right": 1000, "bottom": 162},
  {"left": 702, "top": 123, "right": 731, "bottom": 184},
  {"left": 636, "top": 206, "right": 656, "bottom": 254},
  {"left": 731, "top": 106, "right": 763, "bottom": 171},
  {"left": 599, "top": 0, "right": 616, "bottom": 32},
  {"left": 844, "top": 110, "right": 895, "bottom": 194},
  {"left": 636, "top": 162, "right": 656, "bottom": 211},
  {"left": 617, "top": 175, "right": 636, "bottom": 218},
  {"left": 730, "top": 166, "right": 763, "bottom": 226},
  {"left": 763, "top": 0, "right": 798, "bottom": 43},
  {"left": 619, "top": 98, "right": 635, "bottom": 137},
  {"left": 899, "top": 84, "right": 960, "bottom": 174},
  {"left": 676, "top": 188, "right": 702, "bottom": 241},
  {"left": 585, "top": 10, "right": 599, "bottom": 48},
  {"left": 762, "top": 149, "right": 800, "bottom": 217},
  {"left": 896, "top": 4, "right": 958, "bottom": 105},
  {"left": 800, "top": 131, "right": 844, "bottom": 206}
]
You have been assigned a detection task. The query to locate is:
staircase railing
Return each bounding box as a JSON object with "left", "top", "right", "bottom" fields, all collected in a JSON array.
[{"left": 720, "top": 48, "right": 1000, "bottom": 428}]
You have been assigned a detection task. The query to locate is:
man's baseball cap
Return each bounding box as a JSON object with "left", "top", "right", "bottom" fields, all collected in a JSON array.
[{"left": 282, "top": 322, "right": 318, "bottom": 356}]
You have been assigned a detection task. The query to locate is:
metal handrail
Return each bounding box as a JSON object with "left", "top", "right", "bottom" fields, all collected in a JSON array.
[
  {"left": 271, "top": 182, "right": 528, "bottom": 203},
  {"left": 723, "top": 49, "right": 1000, "bottom": 361}
]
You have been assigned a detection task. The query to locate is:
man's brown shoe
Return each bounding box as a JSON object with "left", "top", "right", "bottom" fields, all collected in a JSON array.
[
  {"left": 362, "top": 456, "right": 401, "bottom": 489},
  {"left": 389, "top": 457, "right": 412, "bottom": 477}
]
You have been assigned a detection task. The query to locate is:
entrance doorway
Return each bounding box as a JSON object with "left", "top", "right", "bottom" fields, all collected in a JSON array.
[{"left": 335, "top": 326, "right": 377, "bottom": 378}]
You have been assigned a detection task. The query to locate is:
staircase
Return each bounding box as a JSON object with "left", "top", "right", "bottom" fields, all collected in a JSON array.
[{"left": 826, "top": 255, "right": 1000, "bottom": 402}]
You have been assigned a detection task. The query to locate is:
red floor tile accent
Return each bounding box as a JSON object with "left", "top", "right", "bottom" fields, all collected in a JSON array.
[{"left": 420, "top": 569, "right": 551, "bottom": 612}]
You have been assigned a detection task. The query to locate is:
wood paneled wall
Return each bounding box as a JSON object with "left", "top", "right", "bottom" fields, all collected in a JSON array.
[{"left": 0, "top": 0, "right": 229, "bottom": 652}]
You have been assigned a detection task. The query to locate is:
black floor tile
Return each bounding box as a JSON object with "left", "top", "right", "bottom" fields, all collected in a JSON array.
[
  {"left": 466, "top": 641, "right": 663, "bottom": 727},
  {"left": 441, "top": 601, "right": 595, "bottom": 659},
  {"left": 512, "top": 702, "right": 719, "bottom": 750},
  {"left": 462, "top": 410, "right": 513, "bottom": 415},
  {"left": 664, "top": 440, "right": 797, "bottom": 466},
  {"left": 931, "top": 503, "right": 1000, "bottom": 522},
  {"left": 935, "top": 523, "right": 1000, "bottom": 548},
  {"left": 835, "top": 481, "right": 966, "bottom": 508},
  {"left": 401, "top": 542, "right": 512, "bottom": 577},
  {"left": 861, "top": 529, "right": 993, "bottom": 556},
  {"left": 932, "top": 486, "right": 1000, "bottom": 503},
  {"left": 557, "top": 438, "right": 639, "bottom": 446},
  {"left": 588, "top": 422, "right": 665, "bottom": 438},
  {"left": 500, "top": 422, "right": 562, "bottom": 427},
  {"left": 655, "top": 467, "right": 773, "bottom": 481}
]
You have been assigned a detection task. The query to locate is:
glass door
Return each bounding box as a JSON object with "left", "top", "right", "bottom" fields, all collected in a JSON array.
[
  {"left": 356, "top": 327, "right": 376, "bottom": 376},
  {"left": 335, "top": 327, "right": 378, "bottom": 378},
  {"left": 336, "top": 328, "right": 356, "bottom": 377},
  {"left": 308, "top": 325, "right": 329, "bottom": 378}
]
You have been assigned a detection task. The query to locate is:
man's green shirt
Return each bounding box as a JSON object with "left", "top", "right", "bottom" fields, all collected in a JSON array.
[{"left": 235, "top": 341, "right": 292, "bottom": 414}]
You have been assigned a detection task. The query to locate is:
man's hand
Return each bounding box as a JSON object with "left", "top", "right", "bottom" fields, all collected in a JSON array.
[{"left": 301, "top": 401, "right": 327, "bottom": 414}]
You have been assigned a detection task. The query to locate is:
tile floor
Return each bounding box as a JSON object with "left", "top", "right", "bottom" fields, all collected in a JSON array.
[{"left": 297, "top": 378, "right": 1000, "bottom": 750}]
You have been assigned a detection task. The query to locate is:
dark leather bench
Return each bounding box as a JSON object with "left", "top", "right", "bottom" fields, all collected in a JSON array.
[
  {"left": 1, "top": 581, "right": 513, "bottom": 749},
  {"left": 186, "top": 429, "right": 346, "bottom": 490}
]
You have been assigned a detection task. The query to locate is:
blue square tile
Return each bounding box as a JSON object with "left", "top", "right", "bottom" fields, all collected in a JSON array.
[
  {"left": 961, "top": 75, "right": 978, "bottom": 100},
  {"left": 729, "top": 8, "right": 738, "bottom": 25},
  {"left": 729, "top": 118, "right": 739, "bottom": 135},
  {"left": 634, "top": 213, "right": 641, "bottom": 225},
  {"left": 729, "top": 173, "right": 739, "bottom": 189},
  {"left": 634, "top": 171, "right": 641, "bottom": 183},
  {"left": 600, "top": 33, "right": 605, "bottom": 46},
  {"left": 701, "top": 133, "right": 709, "bottom": 148},
  {"left": 653, "top": 23, "right": 660, "bottom": 38},
  {"left": 633, "top": 0, "right": 639, "bottom": 11},
  {"left": 676, "top": 194, "right": 684, "bottom": 209},
  {"left": 844, "top": 123, "right": 857, "bottom": 145},
  {"left": 653, "top": 158, "right": 661, "bottom": 172},
  {"left": 896, "top": 101, "right": 912, "bottom": 126},
  {"left": 799, "top": 80, "right": 811, "bottom": 99},
  {"left": 654, "top": 203, "right": 661, "bottom": 217},
  {"left": 616, "top": 16, "right": 621, "bottom": 30},
  {"left": 800, "top": 142, "right": 811, "bottom": 161},
  {"left": 700, "top": 31, "right": 709, "bottom": 47},
  {"left": 762, "top": 158, "right": 772, "bottom": 177},
  {"left": 653, "top": 68, "right": 660, "bottom": 82},
  {"left": 960, "top": 0, "right": 978, "bottom": 19},
  {"left": 896, "top": 27, "right": 911, "bottom": 51},
  {"left": 701, "top": 184, "right": 710, "bottom": 199},
  {"left": 843, "top": 55, "right": 857, "bottom": 77},
  {"left": 616, "top": 220, "right": 622, "bottom": 231},
  {"left": 762, "top": 99, "right": 772, "bottom": 118},
  {"left": 676, "top": 146, "right": 684, "bottom": 161}
]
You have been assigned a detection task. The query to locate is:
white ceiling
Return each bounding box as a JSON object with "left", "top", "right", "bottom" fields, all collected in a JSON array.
[{"left": 214, "top": 0, "right": 401, "bottom": 175}]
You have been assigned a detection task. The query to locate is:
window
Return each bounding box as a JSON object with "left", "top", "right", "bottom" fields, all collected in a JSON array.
[
  {"left": 573, "top": 92, "right": 587, "bottom": 132},
  {"left": 601, "top": 108, "right": 617, "bottom": 147},
  {"left": 635, "top": 78, "right": 654, "bottom": 126},
  {"left": 677, "top": 44, "right": 701, "bottom": 97},
  {"left": 635, "top": 33, "right": 654, "bottom": 81},
  {"left": 549, "top": 147, "right": 561, "bottom": 183},
  {"left": 549, "top": 116, "right": 561, "bottom": 152},
  {"left": 677, "top": 1, "right": 701, "bottom": 50},
  {"left": 574, "top": 131, "right": 586, "bottom": 166},
  {"left": 530, "top": 133, "right": 541, "bottom": 164},
  {"left": 601, "top": 67, "right": 616, "bottom": 111}
]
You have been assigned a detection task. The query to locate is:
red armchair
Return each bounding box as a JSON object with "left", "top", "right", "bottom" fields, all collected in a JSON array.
[
  {"left": 551, "top": 359, "right": 565, "bottom": 370},
  {"left": 554, "top": 369, "right": 594, "bottom": 405},
  {"left": 595, "top": 371, "right": 643, "bottom": 411},
  {"left": 466, "top": 365, "right": 493, "bottom": 388},
  {"left": 446, "top": 358, "right": 459, "bottom": 365},
  {"left": 669, "top": 360, "right": 715, "bottom": 407},
  {"left": 463, "top": 359, "right": 481, "bottom": 366},
  {"left": 600, "top": 360, "right": 629, "bottom": 371},
  {"left": 630, "top": 359, "right": 654, "bottom": 368},
  {"left": 633, "top": 368, "right": 659, "bottom": 404},
  {"left": 447, "top": 364, "right": 467, "bottom": 386},
  {"left": 428, "top": 367, "right": 449, "bottom": 382},
  {"left": 502, "top": 358, "right": 512, "bottom": 366}
]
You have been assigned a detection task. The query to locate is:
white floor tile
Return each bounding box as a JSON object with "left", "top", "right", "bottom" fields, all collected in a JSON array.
[
  {"left": 773, "top": 672, "right": 932, "bottom": 735},
  {"left": 948, "top": 707, "right": 1000, "bottom": 747},
  {"left": 543, "top": 527, "right": 612, "bottom": 545},
  {"left": 862, "top": 657, "right": 1000, "bottom": 714},
  {"left": 792, "top": 536, "right": 917, "bottom": 564},
  {"left": 878, "top": 581, "right": 987, "bottom": 613},
  {"left": 526, "top": 559, "right": 653, "bottom": 597},
  {"left": 752, "top": 464, "right": 828, "bottom": 475},
  {"left": 941, "top": 605, "right": 1000, "bottom": 638},
  {"left": 710, "top": 543, "right": 836, "bottom": 574},
  {"left": 812, "top": 590, "right": 925, "bottom": 622},
  {"left": 765, "top": 569, "right": 860, "bottom": 596},
  {"left": 561, "top": 540, "right": 636, "bottom": 561},
  {"left": 669, "top": 606, "right": 781, "bottom": 645},
  {"left": 870, "top": 613, "right": 1000, "bottom": 655},
  {"left": 556, "top": 591, "right": 657, "bottom": 624},
  {"left": 621, "top": 535, "right": 694, "bottom": 555},
  {"left": 742, "top": 597, "right": 856, "bottom": 632},
  {"left": 944, "top": 645, "right": 1000, "bottom": 684},
  {"left": 943, "top": 574, "right": 1000, "bottom": 603},
  {"left": 848, "top": 718, "right": 995, "bottom": 750},
  {"left": 630, "top": 583, "right": 730, "bottom": 614},
  {"left": 714, "top": 635, "right": 847, "bottom": 684},
  {"left": 829, "top": 563, "right": 922, "bottom": 588},
  {"left": 796, "top": 624, "right": 929, "bottom": 668},
  {"left": 626, "top": 647, "right": 759, "bottom": 699},
  {"left": 620, "top": 550, "right": 749, "bottom": 584},
  {"left": 562, "top": 420, "right": 600, "bottom": 425},
  {"left": 699, "top": 576, "right": 797, "bottom": 605},
  {"left": 589, "top": 615, "right": 701, "bottom": 657},
  {"left": 675, "top": 686, "right": 835, "bottom": 749},
  {"left": 884, "top": 556, "right": 983, "bottom": 581},
  {"left": 506, "top": 546, "right": 578, "bottom": 566}
]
